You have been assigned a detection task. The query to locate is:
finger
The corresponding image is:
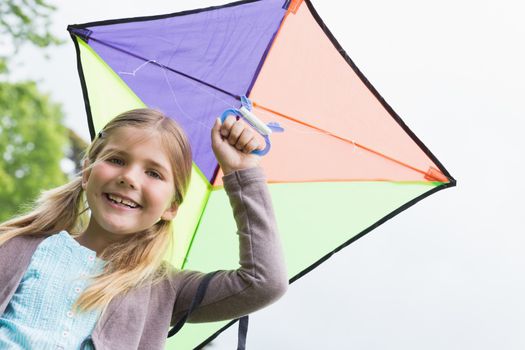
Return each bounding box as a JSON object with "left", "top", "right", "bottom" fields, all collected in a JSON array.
[
  {"left": 236, "top": 128, "right": 254, "bottom": 151},
  {"left": 243, "top": 138, "right": 260, "bottom": 153},
  {"left": 220, "top": 115, "right": 237, "bottom": 138},
  {"left": 211, "top": 118, "right": 223, "bottom": 146},
  {"left": 227, "top": 120, "right": 244, "bottom": 146}
]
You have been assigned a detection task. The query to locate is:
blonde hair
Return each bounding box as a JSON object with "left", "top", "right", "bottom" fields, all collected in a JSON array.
[{"left": 0, "top": 108, "right": 192, "bottom": 315}]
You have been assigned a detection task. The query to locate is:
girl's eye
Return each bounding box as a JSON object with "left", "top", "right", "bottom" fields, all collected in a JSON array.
[
  {"left": 107, "top": 158, "right": 124, "bottom": 165},
  {"left": 147, "top": 170, "right": 162, "bottom": 180}
]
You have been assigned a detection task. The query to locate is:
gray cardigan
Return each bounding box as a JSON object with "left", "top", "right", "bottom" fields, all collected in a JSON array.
[{"left": 0, "top": 167, "right": 288, "bottom": 349}]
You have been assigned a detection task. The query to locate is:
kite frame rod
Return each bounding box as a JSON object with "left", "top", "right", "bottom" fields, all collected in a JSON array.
[{"left": 253, "top": 102, "right": 449, "bottom": 182}]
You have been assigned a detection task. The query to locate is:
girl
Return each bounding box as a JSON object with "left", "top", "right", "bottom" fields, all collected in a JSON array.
[{"left": 0, "top": 108, "right": 288, "bottom": 349}]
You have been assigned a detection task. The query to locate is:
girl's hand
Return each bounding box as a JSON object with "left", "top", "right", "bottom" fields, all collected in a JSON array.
[{"left": 211, "top": 116, "right": 262, "bottom": 175}]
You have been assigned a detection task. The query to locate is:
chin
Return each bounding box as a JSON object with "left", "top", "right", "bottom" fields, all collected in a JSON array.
[
  {"left": 94, "top": 214, "right": 154, "bottom": 237},
  {"left": 100, "top": 221, "right": 140, "bottom": 236}
]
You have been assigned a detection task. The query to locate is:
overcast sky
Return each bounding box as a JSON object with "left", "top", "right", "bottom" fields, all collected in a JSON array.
[{"left": 10, "top": 0, "right": 525, "bottom": 349}]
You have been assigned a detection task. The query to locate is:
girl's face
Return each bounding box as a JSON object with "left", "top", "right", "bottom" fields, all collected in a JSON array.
[{"left": 82, "top": 126, "right": 178, "bottom": 237}]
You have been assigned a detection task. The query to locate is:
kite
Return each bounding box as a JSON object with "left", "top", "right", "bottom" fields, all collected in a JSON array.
[{"left": 67, "top": 0, "right": 456, "bottom": 348}]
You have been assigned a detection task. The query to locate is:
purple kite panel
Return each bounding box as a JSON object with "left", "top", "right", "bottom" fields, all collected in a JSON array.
[{"left": 76, "top": 0, "right": 286, "bottom": 181}]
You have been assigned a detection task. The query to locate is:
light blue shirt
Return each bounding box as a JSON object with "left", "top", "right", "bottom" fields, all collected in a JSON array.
[{"left": 0, "top": 231, "right": 106, "bottom": 350}]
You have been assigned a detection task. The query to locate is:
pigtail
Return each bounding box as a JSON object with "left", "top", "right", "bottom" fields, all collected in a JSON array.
[
  {"left": 0, "top": 176, "right": 88, "bottom": 246},
  {"left": 73, "top": 220, "right": 173, "bottom": 314}
]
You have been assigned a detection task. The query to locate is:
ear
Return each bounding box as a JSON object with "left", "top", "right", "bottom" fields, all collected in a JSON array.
[
  {"left": 161, "top": 201, "right": 179, "bottom": 221},
  {"left": 81, "top": 159, "right": 91, "bottom": 190}
]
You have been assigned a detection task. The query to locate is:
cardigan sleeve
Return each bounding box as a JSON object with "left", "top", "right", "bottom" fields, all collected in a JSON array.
[{"left": 169, "top": 167, "right": 288, "bottom": 324}]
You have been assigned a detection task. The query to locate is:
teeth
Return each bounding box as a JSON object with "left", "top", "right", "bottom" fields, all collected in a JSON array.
[
  {"left": 108, "top": 194, "right": 138, "bottom": 208},
  {"left": 121, "top": 199, "right": 137, "bottom": 208}
]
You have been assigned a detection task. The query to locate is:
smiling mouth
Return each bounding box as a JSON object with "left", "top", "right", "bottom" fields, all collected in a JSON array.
[{"left": 104, "top": 193, "right": 141, "bottom": 209}]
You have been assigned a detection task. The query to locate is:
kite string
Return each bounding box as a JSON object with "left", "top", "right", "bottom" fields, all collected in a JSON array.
[
  {"left": 160, "top": 64, "right": 214, "bottom": 132},
  {"left": 119, "top": 60, "right": 215, "bottom": 132},
  {"left": 118, "top": 60, "right": 157, "bottom": 77}
]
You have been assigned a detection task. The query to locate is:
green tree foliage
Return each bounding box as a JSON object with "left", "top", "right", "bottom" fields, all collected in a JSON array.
[
  {"left": 0, "top": 81, "right": 68, "bottom": 221},
  {"left": 0, "top": 1, "right": 72, "bottom": 222},
  {"left": 0, "top": 0, "right": 62, "bottom": 74}
]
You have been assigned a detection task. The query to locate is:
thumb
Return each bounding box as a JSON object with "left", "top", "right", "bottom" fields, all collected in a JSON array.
[{"left": 211, "top": 117, "right": 223, "bottom": 147}]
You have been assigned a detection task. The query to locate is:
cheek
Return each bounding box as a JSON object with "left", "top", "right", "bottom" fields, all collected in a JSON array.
[
  {"left": 84, "top": 165, "right": 114, "bottom": 196},
  {"left": 88, "top": 164, "right": 111, "bottom": 182},
  {"left": 150, "top": 185, "right": 176, "bottom": 209}
]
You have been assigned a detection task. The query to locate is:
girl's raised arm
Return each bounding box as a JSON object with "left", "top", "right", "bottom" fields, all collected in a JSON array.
[
  {"left": 169, "top": 166, "right": 288, "bottom": 324},
  {"left": 169, "top": 116, "right": 288, "bottom": 324}
]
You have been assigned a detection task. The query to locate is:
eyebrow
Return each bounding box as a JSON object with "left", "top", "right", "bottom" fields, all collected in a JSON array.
[{"left": 102, "top": 148, "right": 170, "bottom": 175}]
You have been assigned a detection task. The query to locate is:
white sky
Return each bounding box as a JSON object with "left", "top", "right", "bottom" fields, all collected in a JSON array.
[{"left": 10, "top": 0, "right": 525, "bottom": 349}]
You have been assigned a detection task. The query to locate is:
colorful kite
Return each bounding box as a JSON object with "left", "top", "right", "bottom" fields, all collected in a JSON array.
[{"left": 68, "top": 0, "right": 456, "bottom": 348}]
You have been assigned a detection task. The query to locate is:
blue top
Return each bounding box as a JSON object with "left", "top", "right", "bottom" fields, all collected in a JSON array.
[{"left": 0, "top": 231, "right": 106, "bottom": 350}]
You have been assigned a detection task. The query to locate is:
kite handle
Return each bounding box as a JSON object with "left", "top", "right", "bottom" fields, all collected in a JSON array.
[
  {"left": 220, "top": 108, "right": 271, "bottom": 156},
  {"left": 219, "top": 96, "right": 283, "bottom": 156}
]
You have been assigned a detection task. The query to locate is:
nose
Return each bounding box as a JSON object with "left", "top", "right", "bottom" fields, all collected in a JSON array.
[{"left": 117, "top": 167, "right": 139, "bottom": 189}]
